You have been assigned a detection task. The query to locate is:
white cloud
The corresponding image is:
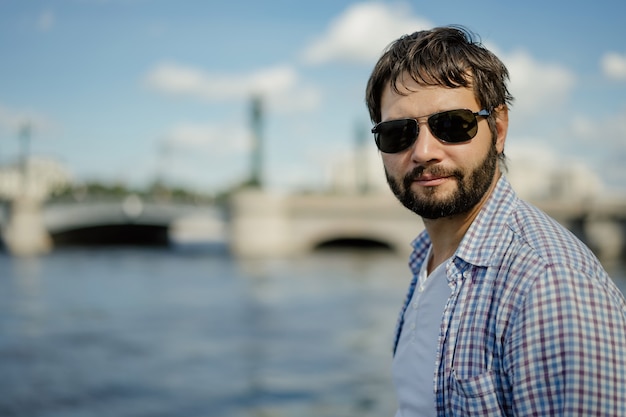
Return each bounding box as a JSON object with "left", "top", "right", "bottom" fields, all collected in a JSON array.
[
  {"left": 601, "top": 52, "right": 626, "bottom": 81},
  {"left": 144, "top": 62, "right": 321, "bottom": 113},
  {"left": 502, "top": 50, "right": 575, "bottom": 117},
  {"left": 144, "top": 62, "right": 298, "bottom": 99},
  {"left": 301, "top": 2, "right": 432, "bottom": 65},
  {"left": 570, "top": 108, "right": 626, "bottom": 147},
  {"left": 162, "top": 122, "right": 250, "bottom": 155},
  {"left": 570, "top": 115, "right": 595, "bottom": 138}
]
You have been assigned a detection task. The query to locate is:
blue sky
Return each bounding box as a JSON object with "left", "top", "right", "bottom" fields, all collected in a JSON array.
[{"left": 1, "top": 0, "right": 626, "bottom": 195}]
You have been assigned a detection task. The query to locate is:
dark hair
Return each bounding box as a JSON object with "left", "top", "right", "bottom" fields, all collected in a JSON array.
[{"left": 365, "top": 26, "right": 513, "bottom": 166}]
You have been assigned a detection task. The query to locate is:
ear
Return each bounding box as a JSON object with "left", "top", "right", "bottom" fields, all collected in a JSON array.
[{"left": 494, "top": 105, "right": 509, "bottom": 154}]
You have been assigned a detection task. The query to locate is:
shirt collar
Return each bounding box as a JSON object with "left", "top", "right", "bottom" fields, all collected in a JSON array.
[{"left": 455, "top": 176, "right": 517, "bottom": 267}]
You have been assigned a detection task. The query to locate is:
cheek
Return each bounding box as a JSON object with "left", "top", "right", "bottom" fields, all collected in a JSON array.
[
  {"left": 460, "top": 137, "right": 492, "bottom": 165},
  {"left": 381, "top": 154, "right": 401, "bottom": 176}
]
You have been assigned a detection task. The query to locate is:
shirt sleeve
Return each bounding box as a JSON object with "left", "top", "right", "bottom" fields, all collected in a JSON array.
[{"left": 505, "top": 264, "right": 626, "bottom": 416}]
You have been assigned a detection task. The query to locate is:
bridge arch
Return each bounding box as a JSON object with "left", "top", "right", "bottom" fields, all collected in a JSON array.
[
  {"left": 313, "top": 236, "right": 394, "bottom": 251},
  {"left": 52, "top": 224, "right": 169, "bottom": 246},
  {"left": 304, "top": 227, "right": 408, "bottom": 254},
  {"left": 41, "top": 199, "right": 221, "bottom": 247}
]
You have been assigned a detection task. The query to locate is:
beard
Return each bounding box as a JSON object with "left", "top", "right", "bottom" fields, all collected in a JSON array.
[{"left": 385, "top": 144, "right": 498, "bottom": 219}]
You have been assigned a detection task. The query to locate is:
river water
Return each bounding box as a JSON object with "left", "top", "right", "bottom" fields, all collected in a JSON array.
[{"left": 1, "top": 246, "right": 625, "bottom": 417}]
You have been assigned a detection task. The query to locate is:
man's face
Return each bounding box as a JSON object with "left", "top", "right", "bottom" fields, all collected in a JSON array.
[
  {"left": 385, "top": 142, "right": 498, "bottom": 219},
  {"left": 379, "top": 77, "right": 506, "bottom": 219}
]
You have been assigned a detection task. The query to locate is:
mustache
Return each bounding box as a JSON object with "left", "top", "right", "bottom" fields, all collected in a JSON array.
[{"left": 403, "top": 165, "right": 462, "bottom": 183}]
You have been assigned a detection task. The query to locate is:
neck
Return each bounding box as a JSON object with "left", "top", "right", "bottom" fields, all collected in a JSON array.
[{"left": 423, "top": 174, "right": 500, "bottom": 274}]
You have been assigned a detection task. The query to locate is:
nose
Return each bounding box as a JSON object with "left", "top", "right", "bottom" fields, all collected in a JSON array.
[{"left": 409, "top": 119, "right": 443, "bottom": 164}]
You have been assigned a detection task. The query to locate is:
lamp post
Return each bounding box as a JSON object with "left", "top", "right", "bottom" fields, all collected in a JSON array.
[
  {"left": 249, "top": 95, "right": 263, "bottom": 189},
  {"left": 355, "top": 121, "right": 369, "bottom": 194},
  {"left": 19, "top": 122, "right": 32, "bottom": 195}
]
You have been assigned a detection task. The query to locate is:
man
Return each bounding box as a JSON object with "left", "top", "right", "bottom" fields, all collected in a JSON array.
[{"left": 365, "top": 26, "right": 626, "bottom": 416}]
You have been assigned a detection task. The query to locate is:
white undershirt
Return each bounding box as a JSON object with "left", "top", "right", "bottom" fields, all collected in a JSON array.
[{"left": 392, "top": 249, "right": 452, "bottom": 417}]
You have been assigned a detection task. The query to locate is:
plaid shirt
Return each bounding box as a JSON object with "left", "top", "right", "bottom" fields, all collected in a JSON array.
[{"left": 393, "top": 176, "right": 626, "bottom": 416}]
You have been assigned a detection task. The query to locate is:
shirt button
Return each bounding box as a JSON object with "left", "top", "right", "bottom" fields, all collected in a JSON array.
[
  {"left": 413, "top": 302, "right": 418, "bottom": 309},
  {"left": 463, "top": 271, "right": 471, "bottom": 279}
]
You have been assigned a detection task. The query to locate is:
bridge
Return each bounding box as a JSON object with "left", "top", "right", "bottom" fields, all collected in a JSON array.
[
  {"left": 229, "top": 189, "right": 626, "bottom": 263},
  {"left": 0, "top": 195, "right": 225, "bottom": 255},
  {"left": 229, "top": 189, "right": 422, "bottom": 257},
  {"left": 0, "top": 191, "right": 421, "bottom": 254},
  {"left": 43, "top": 195, "right": 225, "bottom": 246},
  {"left": 1, "top": 189, "right": 626, "bottom": 264}
]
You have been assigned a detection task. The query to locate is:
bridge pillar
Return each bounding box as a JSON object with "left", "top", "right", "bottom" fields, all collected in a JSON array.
[
  {"left": 229, "top": 189, "right": 294, "bottom": 257},
  {"left": 229, "top": 189, "right": 423, "bottom": 257},
  {"left": 2, "top": 196, "right": 52, "bottom": 256}
]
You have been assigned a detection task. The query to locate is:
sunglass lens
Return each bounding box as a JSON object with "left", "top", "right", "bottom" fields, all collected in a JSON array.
[
  {"left": 374, "top": 119, "right": 418, "bottom": 153},
  {"left": 428, "top": 109, "right": 477, "bottom": 143}
]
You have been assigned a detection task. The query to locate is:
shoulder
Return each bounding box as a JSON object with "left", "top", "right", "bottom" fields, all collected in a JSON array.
[
  {"left": 459, "top": 176, "right": 598, "bottom": 275},
  {"left": 473, "top": 178, "right": 617, "bottom": 305},
  {"left": 508, "top": 197, "right": 603, "bottom": 278},
  {"left": 494, "top": 191, "right": 626, "bottom": 322},
  {"left": 473, "top": 176, "right": 603, "bottom": 275}
]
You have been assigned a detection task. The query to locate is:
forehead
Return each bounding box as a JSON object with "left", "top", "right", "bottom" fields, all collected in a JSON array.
[{"left": 380, "top": 76, "right": 478, "bottom": 121}]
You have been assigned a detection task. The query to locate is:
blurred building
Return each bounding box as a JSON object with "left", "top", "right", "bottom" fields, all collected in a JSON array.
[{"left": 506, "top": 146, "right": 603, "bottom": 202}]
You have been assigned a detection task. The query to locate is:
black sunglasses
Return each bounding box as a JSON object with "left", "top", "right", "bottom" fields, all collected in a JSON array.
[{"left": 371, "top": 108, "right": 490, "bottom": 153}]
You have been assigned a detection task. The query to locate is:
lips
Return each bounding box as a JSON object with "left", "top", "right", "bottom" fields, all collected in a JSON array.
[
  {"left": 403, "top": 166, "right": 458, "bottom": 189},
  {"left": 414, "top": 175, "right": 451, "bottom": 187}
]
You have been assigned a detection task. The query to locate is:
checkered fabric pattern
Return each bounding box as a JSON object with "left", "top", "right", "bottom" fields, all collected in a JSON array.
[{"left": 393, "top": 176, "right": 626, "bottom": 416}]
